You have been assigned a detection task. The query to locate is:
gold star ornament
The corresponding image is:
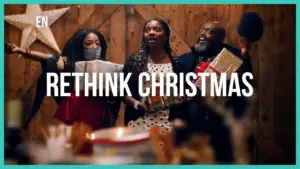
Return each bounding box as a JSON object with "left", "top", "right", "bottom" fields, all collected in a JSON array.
[{"left": 5, "top": 4, "right": 70, "bottom": 54}]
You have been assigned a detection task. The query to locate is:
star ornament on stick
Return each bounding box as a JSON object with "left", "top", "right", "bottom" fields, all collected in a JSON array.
[{"left": 5, "top": 5, "right": 70, "bottom": 57}]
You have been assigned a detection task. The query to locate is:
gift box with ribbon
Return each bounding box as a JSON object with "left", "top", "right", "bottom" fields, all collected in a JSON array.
[{"left": 194, "top": 48, "right": 243, "bottom": 97}]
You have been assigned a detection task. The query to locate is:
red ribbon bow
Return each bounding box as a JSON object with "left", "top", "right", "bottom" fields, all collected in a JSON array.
[{"left": 195, "top": 61, "right": 221, "bottom": 81}]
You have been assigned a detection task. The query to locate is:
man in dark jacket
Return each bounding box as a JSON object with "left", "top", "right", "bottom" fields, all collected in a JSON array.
[{"left": 172, "top": 21, "right": 253, "bottom": 163}]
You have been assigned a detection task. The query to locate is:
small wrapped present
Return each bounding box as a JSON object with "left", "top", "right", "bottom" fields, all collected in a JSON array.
[
  {"left": 147, "top": 86, "right": 165, "bottom": 111},
  {"left": 145, "top": 85, "right": 182, "bottom": 111},
  {"left": 74, "top": 60, "right": 124, "bottom": 91},
  {"left": 194, "top": 48, "right": 243, "bottom": 96},
  {"left": 163, "top": 86, "right": 182, "bottom": 107}
]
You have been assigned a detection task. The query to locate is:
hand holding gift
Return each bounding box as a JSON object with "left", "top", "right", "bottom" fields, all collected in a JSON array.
[
  {"left": 194, "top": 48, "right": 243, "bottom": 97},
  {"left": 74, "top": 60, "right": 124, "bottom": 93},
  {"left": 146, "top": 85, "right": 182, "bottom": 112}
]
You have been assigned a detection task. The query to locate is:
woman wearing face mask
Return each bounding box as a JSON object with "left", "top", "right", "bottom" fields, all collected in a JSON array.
[{"left": 6, "top": 29, "right": 120, "bottom": 132}]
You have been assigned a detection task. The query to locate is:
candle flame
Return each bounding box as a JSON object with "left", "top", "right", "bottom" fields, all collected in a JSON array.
[
  {"left": 116, "top": 128, "right": 123, "bottom": 138},
  {"left": 91, "top": 133, "right": 95, "bottom": 140}
]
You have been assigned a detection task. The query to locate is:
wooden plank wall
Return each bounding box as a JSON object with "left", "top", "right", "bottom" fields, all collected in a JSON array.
[{"left": 4, "top": 4, "right": 295, "bottom": 163}]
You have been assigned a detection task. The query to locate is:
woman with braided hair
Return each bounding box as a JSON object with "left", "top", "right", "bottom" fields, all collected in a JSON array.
[
  {"left": 122, "top": 18, "right": 184, "bottom": 138},
  {"left": 6, "top": 29, "right": 120, "bottom": 132}
]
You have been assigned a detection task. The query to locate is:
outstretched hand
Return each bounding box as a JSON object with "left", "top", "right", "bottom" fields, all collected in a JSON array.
[{"left": 5, "top": 42, "right": 21, "bottom": 54}]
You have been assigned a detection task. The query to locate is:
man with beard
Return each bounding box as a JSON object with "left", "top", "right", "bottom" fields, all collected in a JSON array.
[
  {"left": 171, "top": 21, "right": 253, "bottom": 163},
  {"left": 180, "top": 21, "right": 252, "bottom": 77}
]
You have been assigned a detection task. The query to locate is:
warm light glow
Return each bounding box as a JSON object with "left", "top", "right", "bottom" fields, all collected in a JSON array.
[
  {"left": 90, "top": 133, "right": 95, "bottom": 140},
  {"left": 116, "top": 128, "right": 124, "bottom": 138}
]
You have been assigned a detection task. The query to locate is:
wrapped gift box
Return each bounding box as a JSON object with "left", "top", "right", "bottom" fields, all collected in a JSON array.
[
  {"left": 74, "top": 60, "right": 124, "bottom": 92},
  {"left": 145, "top": 85, "right": 182, "bottom": 111},
  {"left": 147, "top": 86, "right": 165, "bottom": 111},
  {"left": 194, "top": 48, "right": 243, "bottom": 97},
  {"left": 163, "top": 86, "right": 181, "bottom": 107}
]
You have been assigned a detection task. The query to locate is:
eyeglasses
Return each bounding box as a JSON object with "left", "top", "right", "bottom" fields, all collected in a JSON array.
[{"left": 198, "top": 27, "right": 216, "bottom": 35}]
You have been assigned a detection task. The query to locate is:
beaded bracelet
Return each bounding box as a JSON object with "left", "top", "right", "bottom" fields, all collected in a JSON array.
[
  {"left": 25, "top": 48, "right": 31, "bottom": 54},
  {"left": 22, "top": 48, "right": 31, "bottom": 58}
]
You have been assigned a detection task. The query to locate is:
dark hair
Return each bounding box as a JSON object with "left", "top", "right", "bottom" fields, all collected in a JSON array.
[
  {"left": 141, "top": 18, "right": 172, "bottom": 55},
  {"left": 62, "top": 28, "right": 107, "bottom": 72},
  {"left": 126, "top": 18, "right": 174, "bottom": 73},
  {"left": 238, "top": 12, "right": 264, "bottom": 42}
]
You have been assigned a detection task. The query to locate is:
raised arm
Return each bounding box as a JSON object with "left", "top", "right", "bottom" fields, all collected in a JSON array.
[{"left": 5, "top": 42, "right": 66, "bottom": 71}]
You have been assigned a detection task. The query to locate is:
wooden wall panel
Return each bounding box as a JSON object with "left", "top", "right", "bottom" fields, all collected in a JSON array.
[
  {"left": 258, "top": 5, "right": 276, "bottom": 139},
  {"left": 155, "top": 5, "right": 186, "bottom": 39},
  {"left": 227, "top": 5, "right": 244, "bottom": 46},
  {"left": 4, "top": 4, "right": 295, "bottom": 163},
  {"left": 215, "top": 5, "right": 230, "bottom": 44},
  {"left": 5, "top": 5, "right": 26, "bottom": 100},
  {"left": 125, "top": 5, "right": 144, "bottom": 57},
  {"left": 110, "top": 5, "right": 127, "bottom": 64},
  {"left": 62, "top": 5, "right": 118, "bottom": 47},
  {"left": 184, "top": 5, "right": 203, "bottom": 46},
  {"left": 98, "top": 12, "right": 111, "bottom": 61},
  {"left": 273, "top": 5, "right": 296, "bottom": 161},
  {"left": 243, "top": 4, "right": 260, "bottom": 163},
  {"left": 133, "top": 5, "right": 191, "bottom": 56},
  {"left": 77, "top": 5, "right": 95, "bottom": 24}
]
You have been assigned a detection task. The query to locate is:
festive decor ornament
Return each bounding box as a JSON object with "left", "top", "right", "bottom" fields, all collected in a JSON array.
[{"left": 5, "top": 4, "right": 70, "bottom": 55}]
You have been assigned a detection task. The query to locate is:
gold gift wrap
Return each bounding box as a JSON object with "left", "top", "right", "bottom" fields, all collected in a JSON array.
[
  {"left": 194, "top": 48, "right": 243, "bottom": 96},
  {"left": 145, "top": 85, "right": 182, "bottom": 111}
]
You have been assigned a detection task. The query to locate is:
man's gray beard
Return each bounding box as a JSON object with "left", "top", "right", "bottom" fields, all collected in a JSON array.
[
  {"left": 194, "top": 44, "right": 208, "bottom": 53},
  {"left": 193, "top": 42, "right": 213, "bottom": 55},
  {"left": 194, "top": 41, "right": 214, "bottom": 56}
]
